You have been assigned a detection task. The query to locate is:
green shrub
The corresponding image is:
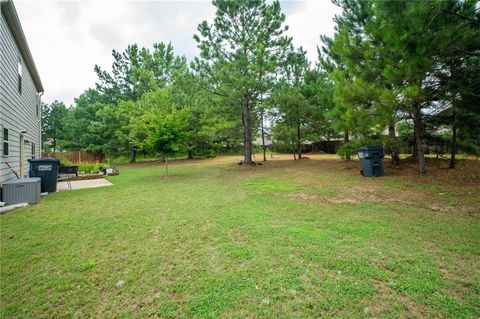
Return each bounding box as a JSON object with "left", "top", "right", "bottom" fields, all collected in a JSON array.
[
  {"left": 337, "top": 142, "right": 357, "bottom": 160},
  {"left": 59, "top": 160, "right": 106, "bottom": 174},
  {"left": 76, "top": 161, "right": 104, "bottom": 173},
  {"left": 59, "top": 158, "right": 74, "bottom": 167}
]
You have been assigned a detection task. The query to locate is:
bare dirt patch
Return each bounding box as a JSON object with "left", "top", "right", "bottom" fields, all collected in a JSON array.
[
  {"left": 273, "top": 155, "right": 479, "bottom": 214},
  {"left": 284, "top": 193, "right": 319, "bottom": 201},
  {"left": 124, "top": 154, "right": 479, "bottom": 215},
  {"left": 283, "top": 186, "right": 473, "bottom": 214}
]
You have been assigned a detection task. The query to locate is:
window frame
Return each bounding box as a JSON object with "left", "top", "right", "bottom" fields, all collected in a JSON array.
[
  {"left": 3, "top": 128, "right": 9, "bottom": 157},
  {"left": 17, "top": 59, "right": 22, "bottom": 95}
]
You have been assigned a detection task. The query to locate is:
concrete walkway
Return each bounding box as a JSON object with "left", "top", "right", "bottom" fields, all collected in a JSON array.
[{"left": 57, "top": 179, "right": 113, "bottom": 192}]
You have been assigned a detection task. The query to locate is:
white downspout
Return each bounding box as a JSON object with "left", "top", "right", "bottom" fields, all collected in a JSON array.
[{"left": 38, "top": 92, "right": 43, "bottom": 158}]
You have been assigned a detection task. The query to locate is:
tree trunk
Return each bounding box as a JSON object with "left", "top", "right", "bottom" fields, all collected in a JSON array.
[
  {"left": 449, "top": 61, "right": 458, "bottom": 169},
  {"left": 188, "top": 150, "right": 193, "bottom": 160},
  {"left": 344, "top": 130, "right": 351, "bottom": 160},
  {"left": 242, "top": 99, "right": 253, "bottom": 165},
  {"left": 297, "top": 122, "right": 302, "bottom": 160},
  {"left": 130, "top": 145, "right": 136, "bottom": 163},
  {"left": 291, "top": 138, "right": 297, "bottom": 160},
  {"left": 412, "top": 106, "right": 426, "bottom": 175},
  {"left": 261, "top": 110, "right": 266, "bottom": 162},
  {"left": 388, "top": 124, "right": 400, "bottom": 166},
  {"left": 165, "top": 157, "right": 168, "bottom": 176},
  {"left": 449, "top": 109, "right": 457, "bottom": 169}
]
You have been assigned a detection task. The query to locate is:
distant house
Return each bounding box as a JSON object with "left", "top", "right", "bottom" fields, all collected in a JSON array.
[
  {"left": 253, "top": 128, "right": 272, "bottom": 148},
  {"left": 0, "top": 0, "right": 44, "bottom": 183}
]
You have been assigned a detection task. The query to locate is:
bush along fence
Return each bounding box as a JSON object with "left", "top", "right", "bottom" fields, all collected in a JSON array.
[{"left": 41, "top": 151, "right": 105, "bottom": 163}]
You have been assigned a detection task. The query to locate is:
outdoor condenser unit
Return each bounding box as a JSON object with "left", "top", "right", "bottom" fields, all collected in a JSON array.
[{"left": 1, "top": 178, "right": 41, "bottom": 206}]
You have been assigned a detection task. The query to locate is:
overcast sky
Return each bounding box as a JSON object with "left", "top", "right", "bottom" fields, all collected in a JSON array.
[{"left": 14, "top": 0, "right": 341, "bottom": 106}]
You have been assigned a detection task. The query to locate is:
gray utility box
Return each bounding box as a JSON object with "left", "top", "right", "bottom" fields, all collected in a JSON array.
[{"left": 1, "top": 178, "right": 41, "bottom": 205}]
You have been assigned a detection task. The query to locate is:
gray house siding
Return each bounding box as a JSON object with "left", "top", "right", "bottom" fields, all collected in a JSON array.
[{"left": 0, "top": 7, "right": 42, "bottom": 184}]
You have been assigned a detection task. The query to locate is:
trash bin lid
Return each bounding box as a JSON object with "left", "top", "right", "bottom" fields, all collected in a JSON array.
[
  {"left": 28, "top": 158, "right": 60, "bottom": 163},
  {"left": 357, "top": 145, "right": 384, "bottom": 152},
  {"left": 363, "top": 145, "right": 383, "bottom": 150}
]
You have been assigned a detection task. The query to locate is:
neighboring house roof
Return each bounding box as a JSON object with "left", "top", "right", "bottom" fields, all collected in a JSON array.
[
  {"left": 1, "top": 0, "right": 43, "bottom": 93},
  {"left": 253, "top": 128, "right": 272, "bottom": 146}
]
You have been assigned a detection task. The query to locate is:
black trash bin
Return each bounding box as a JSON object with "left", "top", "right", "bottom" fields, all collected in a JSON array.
[
  {"left": 357, "top": 145, "right": 385, "bottom": 177},
  {"left": 28, "top": 158, "right": 60, "bottom": 193}
]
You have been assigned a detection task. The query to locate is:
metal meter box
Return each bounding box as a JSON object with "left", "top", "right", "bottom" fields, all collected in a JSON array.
[{"left": 1, "top": 178, "right": 41, "bottom": 205}]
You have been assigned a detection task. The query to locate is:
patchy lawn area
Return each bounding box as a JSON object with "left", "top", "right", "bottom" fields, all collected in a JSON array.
[{"left": 1, "top": 155, "right": 479, "bottom": 318}]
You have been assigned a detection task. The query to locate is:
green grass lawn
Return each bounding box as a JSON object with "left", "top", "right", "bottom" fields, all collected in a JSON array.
[{"left": 1, "top": 155, "right": 479, "bottom": 318}]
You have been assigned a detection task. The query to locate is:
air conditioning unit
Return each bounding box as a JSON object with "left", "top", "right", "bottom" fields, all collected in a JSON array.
[{"left": 1, "top": 178, "right": 41, "bottom": 206}]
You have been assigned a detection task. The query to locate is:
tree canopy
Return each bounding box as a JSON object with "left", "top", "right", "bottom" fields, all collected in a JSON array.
[{"left": 43, "top": 0, "right": 480, "bottom": 175}]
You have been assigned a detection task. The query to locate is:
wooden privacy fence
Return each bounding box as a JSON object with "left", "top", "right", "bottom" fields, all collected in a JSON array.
[{"left": 41, "top": 151, "right": 105, "bottom": 163}]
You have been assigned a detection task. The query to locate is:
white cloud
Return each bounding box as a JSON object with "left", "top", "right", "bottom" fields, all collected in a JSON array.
[
  {"left": 14, "top": 0, "right": 338, "bottom": 106},
  {"left": 283, "top": 0, "right": 341, "bottom": 63}
]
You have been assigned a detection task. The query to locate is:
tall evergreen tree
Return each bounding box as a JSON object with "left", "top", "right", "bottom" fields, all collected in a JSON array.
[
  {"left": 41, "top": 100, "right": 68, "bottom": 152},
  {"left": 62, "top": 89, "right": 107, "bottom": 153},
  {"left": 271, "top": 46, "right": 310, "bottom": 159},
  {"left": 94, "top": 42, "right": 187, "bottom": 161},
  {"left": 323, "top": 0, "right": 479, "bottom": 174},
  {"left": 193, "top": 0, "right": 291, "bottom": 165}
]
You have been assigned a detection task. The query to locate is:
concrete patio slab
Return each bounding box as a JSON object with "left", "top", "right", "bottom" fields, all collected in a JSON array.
[{"left": 57, "top": 179, "right": 113, "bottom": 192}]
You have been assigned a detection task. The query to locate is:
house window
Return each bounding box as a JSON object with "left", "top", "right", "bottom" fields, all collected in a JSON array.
[
  {"left": 31, "top": 142, "right": 36, "bottom": 159},
  {"left": 3, "top": 128, "right": 9, "bottom": 156},
  {"left": 18, "top": 60, "right": 22, "bottom": 94}
]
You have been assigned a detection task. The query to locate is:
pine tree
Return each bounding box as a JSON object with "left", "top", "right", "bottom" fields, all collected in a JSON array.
[{"left": 193, "top": 0, "right": 291, "bottom": 165}]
